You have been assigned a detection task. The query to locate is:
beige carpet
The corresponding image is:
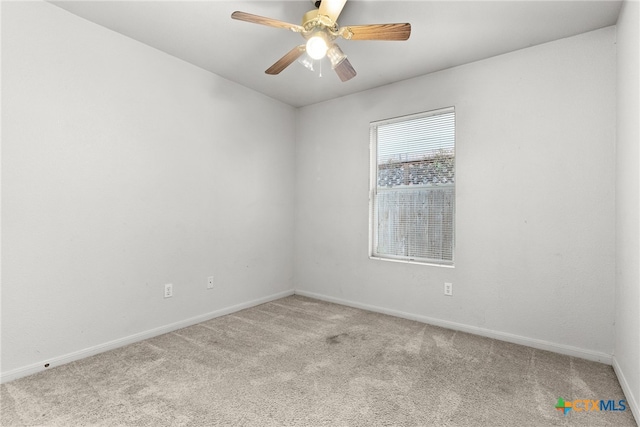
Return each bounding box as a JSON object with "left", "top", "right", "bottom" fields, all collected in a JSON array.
[{"left": 1, "top": 295, "right": 636, "bottom": 426}]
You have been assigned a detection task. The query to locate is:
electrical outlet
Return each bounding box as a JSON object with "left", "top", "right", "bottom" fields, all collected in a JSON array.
[
  {"left": 207, "top": 276, "right": 214, "bottom": 290},
  {"left": 164, "top": 283, "right": 173, "bottom": 298},
  {"left": 444, "top": 282, "right": 453, "bottom": 296}
]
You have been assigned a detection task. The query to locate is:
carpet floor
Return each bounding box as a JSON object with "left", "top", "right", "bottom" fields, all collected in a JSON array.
[{"left": 1, "top": 295, "right": 637, "bottom": 426}]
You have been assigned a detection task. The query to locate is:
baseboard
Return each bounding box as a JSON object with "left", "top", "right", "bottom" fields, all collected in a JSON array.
[
  {"left": 295, "top": 290, "right": 613, "bottom": 364},
  {"left": 613, "top": 357, "right": 640, "bottom": 424},
  {"left": 0, "top": 289, "right": 295, "bottom": 384}
]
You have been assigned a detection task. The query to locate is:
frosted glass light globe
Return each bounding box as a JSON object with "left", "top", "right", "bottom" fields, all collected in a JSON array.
[{"left": 306, "top": 35, "right": 328, "bottom": 60}]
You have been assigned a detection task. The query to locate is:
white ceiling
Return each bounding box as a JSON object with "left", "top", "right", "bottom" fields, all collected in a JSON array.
[{"left": 50, "top": 1, "right": 622, "bottom": 107}]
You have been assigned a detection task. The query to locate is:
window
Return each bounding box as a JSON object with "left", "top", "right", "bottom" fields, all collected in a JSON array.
[{"left": 369, "top": 107, "right": 455, "bottom": 265}]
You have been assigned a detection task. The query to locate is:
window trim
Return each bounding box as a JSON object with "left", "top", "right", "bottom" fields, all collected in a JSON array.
[{"left": 369, "top": 107, "right": 456, "bottom": 267}]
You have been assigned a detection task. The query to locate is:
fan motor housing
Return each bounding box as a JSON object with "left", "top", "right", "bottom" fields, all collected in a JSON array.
[
  {"left": 302, "top": 8, "right": 339, "bottom": 34},
  {"left": 302, "top": 9, "right": 319, "bottom": 27}
]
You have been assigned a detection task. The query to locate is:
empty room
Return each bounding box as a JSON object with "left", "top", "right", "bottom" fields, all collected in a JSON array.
[{"left": 1, "top": 0, "right": 638, "bottom": 425}]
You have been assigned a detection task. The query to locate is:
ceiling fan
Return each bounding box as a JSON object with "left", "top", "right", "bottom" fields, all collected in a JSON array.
[{"left": 231, "top": 0, "right": 411, "bottom": 82}]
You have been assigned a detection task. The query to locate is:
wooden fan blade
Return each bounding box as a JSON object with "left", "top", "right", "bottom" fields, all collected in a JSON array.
[
  {"left": 265, "top": 45, "right": 306, "bottom": 75},
  {"left": 231, "top": 11, "right": 304, "bottom": 32},
  {"left": 318, "top": 0, "right": 348, "bottom": 24},
  {"left": 334, "top": 58, "right": 357, "bottom": 82},
  {"left": 341, "top": 23, "right": 411, "bottom": 41}
]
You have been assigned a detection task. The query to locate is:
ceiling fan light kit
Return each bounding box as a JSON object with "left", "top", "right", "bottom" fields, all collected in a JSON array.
[
  {"left": 231, "top": 0, "right": 411, "bottom": 82},
  {"left": 327, "top": 44, "right": 347, "bottom": 68},
  {"left": 298, "top": 55, "right": 315, "bottom": 72},
  {"left": 306, "top": 31, "right": 329, "bottom": 60}
]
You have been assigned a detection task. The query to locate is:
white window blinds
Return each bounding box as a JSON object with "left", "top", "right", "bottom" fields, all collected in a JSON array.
[{"left": 370, "top": 107, "right": 455, "bottom": 265}]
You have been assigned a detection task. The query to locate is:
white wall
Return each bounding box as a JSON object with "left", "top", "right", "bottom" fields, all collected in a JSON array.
[
  {"left": 295, "top": 27, "right": 617, "bottom": 361},
  {"left": 1, "top": 2, "right": 295, "bottom": 379},
  {"left": 615, "top": 0, "right": 640, "bottom": 420}
]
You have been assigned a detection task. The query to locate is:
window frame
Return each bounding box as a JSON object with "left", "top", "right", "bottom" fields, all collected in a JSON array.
[{"left": 369, "top": 107, "right": 456, "bottom": 267}]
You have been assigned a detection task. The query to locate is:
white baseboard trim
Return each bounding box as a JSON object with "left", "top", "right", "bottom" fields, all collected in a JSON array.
[
  {"left": 613, "top": 357, "right": 640, "bottom": 424},
  {"left": 295, "top": 290, "right": 613, "bottom": 365},
  {"left": 1, "top": 289, "right": 295, "bottom": 384}
]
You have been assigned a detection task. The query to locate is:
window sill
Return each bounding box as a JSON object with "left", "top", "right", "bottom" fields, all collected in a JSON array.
[{"left": 369, "top": 255, "right": 455, "bottom": 268}]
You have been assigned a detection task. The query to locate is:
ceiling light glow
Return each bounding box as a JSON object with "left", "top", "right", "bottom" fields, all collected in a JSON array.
[{"left": 306, "top": 34, "right": 328, "bottom": 60}]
